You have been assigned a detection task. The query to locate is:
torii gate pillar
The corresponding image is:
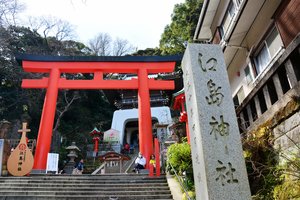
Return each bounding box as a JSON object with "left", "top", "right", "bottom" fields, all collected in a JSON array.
[
  {"left": 138, "top": 68, "right": 153, "bottom": 163},
  {"left": 34, "top": 68, "right": 60, "bottom": 170}
]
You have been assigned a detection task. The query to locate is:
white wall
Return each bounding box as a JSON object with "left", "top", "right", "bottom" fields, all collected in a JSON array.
[{"left": 111, "top": 106, "right": 172, "bottom": 145}]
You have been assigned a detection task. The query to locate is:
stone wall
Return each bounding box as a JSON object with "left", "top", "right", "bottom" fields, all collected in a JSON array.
[{"left": 274, "top": 111, "right": 300, "bottom": 164}]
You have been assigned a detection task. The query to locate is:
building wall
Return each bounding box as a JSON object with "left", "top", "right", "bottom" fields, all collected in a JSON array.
[
  {"left": 228, "top": 50, "right": 248, "bottom": 95},
  {"left": 228, "top": 0, "right": 281, "bottom": 99},
  {"left": 275, "top": 0, "right": 300, "bottom": 47},
  {"left": 211, "top": 0, "right": 229, "bottom": 35},
  {"left": 244, "top": 0, "right": 281, "bottom": 51},
  {"left": 110, "top": 106, "right": 172, "bottom": 145}
]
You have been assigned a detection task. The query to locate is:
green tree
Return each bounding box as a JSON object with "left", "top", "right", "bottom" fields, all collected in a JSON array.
[
  {"left": 159, "top": 0, "right": 203, "bottom": 55},
  {"left": 132, "top": 48, "right": 162, "bottom": 56},
  {"left": 0, "top": 25, "right": 114, "bottom": 150}
]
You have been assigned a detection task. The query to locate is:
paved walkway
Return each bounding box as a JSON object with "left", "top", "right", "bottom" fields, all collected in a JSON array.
[{"left": 166, "top": 173, "right": 183, "bottom": 200}]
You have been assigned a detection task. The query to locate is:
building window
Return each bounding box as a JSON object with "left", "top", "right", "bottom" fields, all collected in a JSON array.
[
  {"left": 219, "top": 1, "right": 237, "bottom": 39},
  {"left": 233, "top": 86, "right": 245, "bottom": 108},
  {"left": 244, "top": 64, "right": 253, "bottom": 84},
  {"left": 253, "top": 26, "right": 283, "bottom": 76}
]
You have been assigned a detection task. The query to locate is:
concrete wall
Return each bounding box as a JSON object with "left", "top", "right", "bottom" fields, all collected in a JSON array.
[
  {"left": 273, "top": 111, "right": 300, "bottom": 164},
  {"left": 111, "top": 106, "right": 172, "bottom": 145},
  {"left": 274, "top": 111, "right": 300, "bottom": 151}
]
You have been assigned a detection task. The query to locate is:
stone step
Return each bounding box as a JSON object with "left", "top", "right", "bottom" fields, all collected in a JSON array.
[
  {"left": 0, "top": 194, "right": 173, "bottom": 200},
  {"left": 0, "top": 183, "right": 169, "bottom": 188},
  {"left": 0, "top": 174, "right": 173, "bottom": 200},
  {"left": 0, "top": 186, "right": 170, "bottom": 191},
  {"left": 0, "top": 174, "right": 165, "bottom": 180},
  {"left": 0, "top": 190, "right": 172, "bottom": 195},
  {"left": 0, "top": 176, "right": 166, "bottom": 183},
  {"left": 0, "top": 178, "right": 166, "bottom": 182}
]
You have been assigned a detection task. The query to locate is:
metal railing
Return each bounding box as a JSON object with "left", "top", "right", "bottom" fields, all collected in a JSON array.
[{"left": 168, "top": 162, "right": 194, "bottom": 200}]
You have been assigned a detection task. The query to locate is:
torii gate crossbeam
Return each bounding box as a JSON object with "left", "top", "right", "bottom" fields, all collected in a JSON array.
[{"left": 17, "top": 54, "right": 180, "bottom": 171}]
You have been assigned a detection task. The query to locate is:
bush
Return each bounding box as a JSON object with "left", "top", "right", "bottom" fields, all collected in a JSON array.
[
  {"left": 167, "top": 141, "right": 194, "bottom": 191},
  {"left": 182, "top": 191, "right": 196, "bottom": 200},
  {"left": 273, "top": 180, "right": 300, "bottom": 199}
]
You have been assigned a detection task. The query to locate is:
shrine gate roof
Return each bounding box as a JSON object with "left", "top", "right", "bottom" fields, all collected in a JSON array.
[{"left": 16, "top": 54, "right": 183, "bottom": 63}]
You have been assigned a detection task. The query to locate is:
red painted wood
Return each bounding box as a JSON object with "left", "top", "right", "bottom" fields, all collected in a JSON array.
[
  {"left": 22, "top": 61, "right": 175, "bottom": 73},
  {"left": 138, "top": 68, "right": 153, "bottom": 164},
  {"left": 22, "top": 78, "right": 174, "bottom": 90},
  {"left": 20, "top": 59, "right": 175, "bottom": 171},
  {"left": 33, "top": 68, "right": 60, "bottom": 170}
]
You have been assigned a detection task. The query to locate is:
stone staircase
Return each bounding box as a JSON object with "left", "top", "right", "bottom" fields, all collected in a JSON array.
[{"left": 0, "top": 174, "right": 173, "bottom": 200}]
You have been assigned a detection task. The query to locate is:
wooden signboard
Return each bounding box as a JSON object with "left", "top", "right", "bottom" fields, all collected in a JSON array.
[{"left": 7, "top": 123, "right": 34, "bottom": 176}]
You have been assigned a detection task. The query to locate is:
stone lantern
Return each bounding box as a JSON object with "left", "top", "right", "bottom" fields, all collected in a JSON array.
[
  {"left": 66, "top": 142, "right": 80, "bottom": 162},
  {"left": 63, "top": 142, "right": 80, "bottom": 174}
]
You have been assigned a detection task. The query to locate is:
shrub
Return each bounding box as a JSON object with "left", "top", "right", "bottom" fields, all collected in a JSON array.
[{"left": 167, "top": 141, "right": 194, "bottom": 191}]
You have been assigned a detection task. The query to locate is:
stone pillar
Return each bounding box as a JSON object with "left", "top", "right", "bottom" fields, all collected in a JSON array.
[
  {"left": 272, "top": 73, "right": 284, "bottom": 98},
  {"left": 239, "top": 112, "right": 246, "bottom": 130},
  {"left": 182, "top": 44, "right": 251, "bottom": 200},
  {"left": 254, "top": 95, "right": 262, "bottom": 117},
  {"left": 246, "top": 105, "right": 253, "bottom": 124},
  {"left": 263, "top": 85, "right": 272, "bottom": 109},
  {"left": 285, "top": 59, "right": 298, "bottom": 88}
]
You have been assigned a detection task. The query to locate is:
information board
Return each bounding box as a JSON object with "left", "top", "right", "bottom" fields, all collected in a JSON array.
[{"left": 46, "top": 153, "right": 59, "bottom": 173}]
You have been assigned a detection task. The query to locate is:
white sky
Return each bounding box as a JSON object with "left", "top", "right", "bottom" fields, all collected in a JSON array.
[{"left": 19, "top": 0, "right": 185, "bottom": 50}]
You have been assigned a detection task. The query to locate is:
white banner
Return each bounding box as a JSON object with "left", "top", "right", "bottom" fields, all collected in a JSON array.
[{"left": 103, "top": 129, "right": 120, "bottom": 142}]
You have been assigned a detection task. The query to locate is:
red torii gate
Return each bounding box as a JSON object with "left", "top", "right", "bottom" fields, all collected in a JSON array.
[{"left": 17, "top": 54, "right": 179, "bottom": 171}]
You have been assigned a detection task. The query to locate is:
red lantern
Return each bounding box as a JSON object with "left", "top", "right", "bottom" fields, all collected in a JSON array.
[
  {"left": 179, "top": 111, "right": 187, "bottom": 122},
  {"left": 90, "top": 127, "right": 103, "bottom": 153}
]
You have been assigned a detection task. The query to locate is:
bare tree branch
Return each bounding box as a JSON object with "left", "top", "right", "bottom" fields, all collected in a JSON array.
[
  {"left": 88, "top": 33, "right": 112, "bottom": 56},
  {"left": 53, "top": 91, "right": 80, "bottom": 132},
  {"left": 0, "top": 0, "right": 25, "bottom": 26},
  {"left": 27, "top": 16, "right": 75, "bottom": 40},
  {"left": 112, "top": 38, "right": 135, "bottom": 56}
]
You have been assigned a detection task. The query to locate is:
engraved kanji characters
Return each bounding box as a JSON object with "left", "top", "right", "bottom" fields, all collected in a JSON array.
[
  {"left": 206, "top": 79, "right": 224, "bottom": 106},
  {"left": 215, "top": 160, "right": 238, "bottom": 186},
  {"left": 209, "top": 115, "right": 230, "bottom": 140},
  {"left": 198, "top": 53, "right": 217, "bottom": 72}
]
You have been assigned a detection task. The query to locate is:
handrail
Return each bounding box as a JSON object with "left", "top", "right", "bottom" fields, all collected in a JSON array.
[
  {"left": 168, "top": 162, "right": 193, "bottom": 200},
  {"left": 125, "top": 154, "right": 138, "bottom": 173},
  {"left": 91, "top": 162, "right": 106, "bottom": 175}
]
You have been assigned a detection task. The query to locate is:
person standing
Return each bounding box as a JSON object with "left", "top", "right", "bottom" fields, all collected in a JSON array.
[
  {"left": 123, "top": 142, "right": 130, "bottom": 154},
  {"left": 133, "top": 152, "right": 146, "bottom": 173},
  {"left": 149, "top": 154, "right": 156, "bottom": 169},
  {"left": 149, "top": 154, "right": 156, "bottom": 173},
  {"left": 73, "top": 159, "right": 84, "bottom": 175}
]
